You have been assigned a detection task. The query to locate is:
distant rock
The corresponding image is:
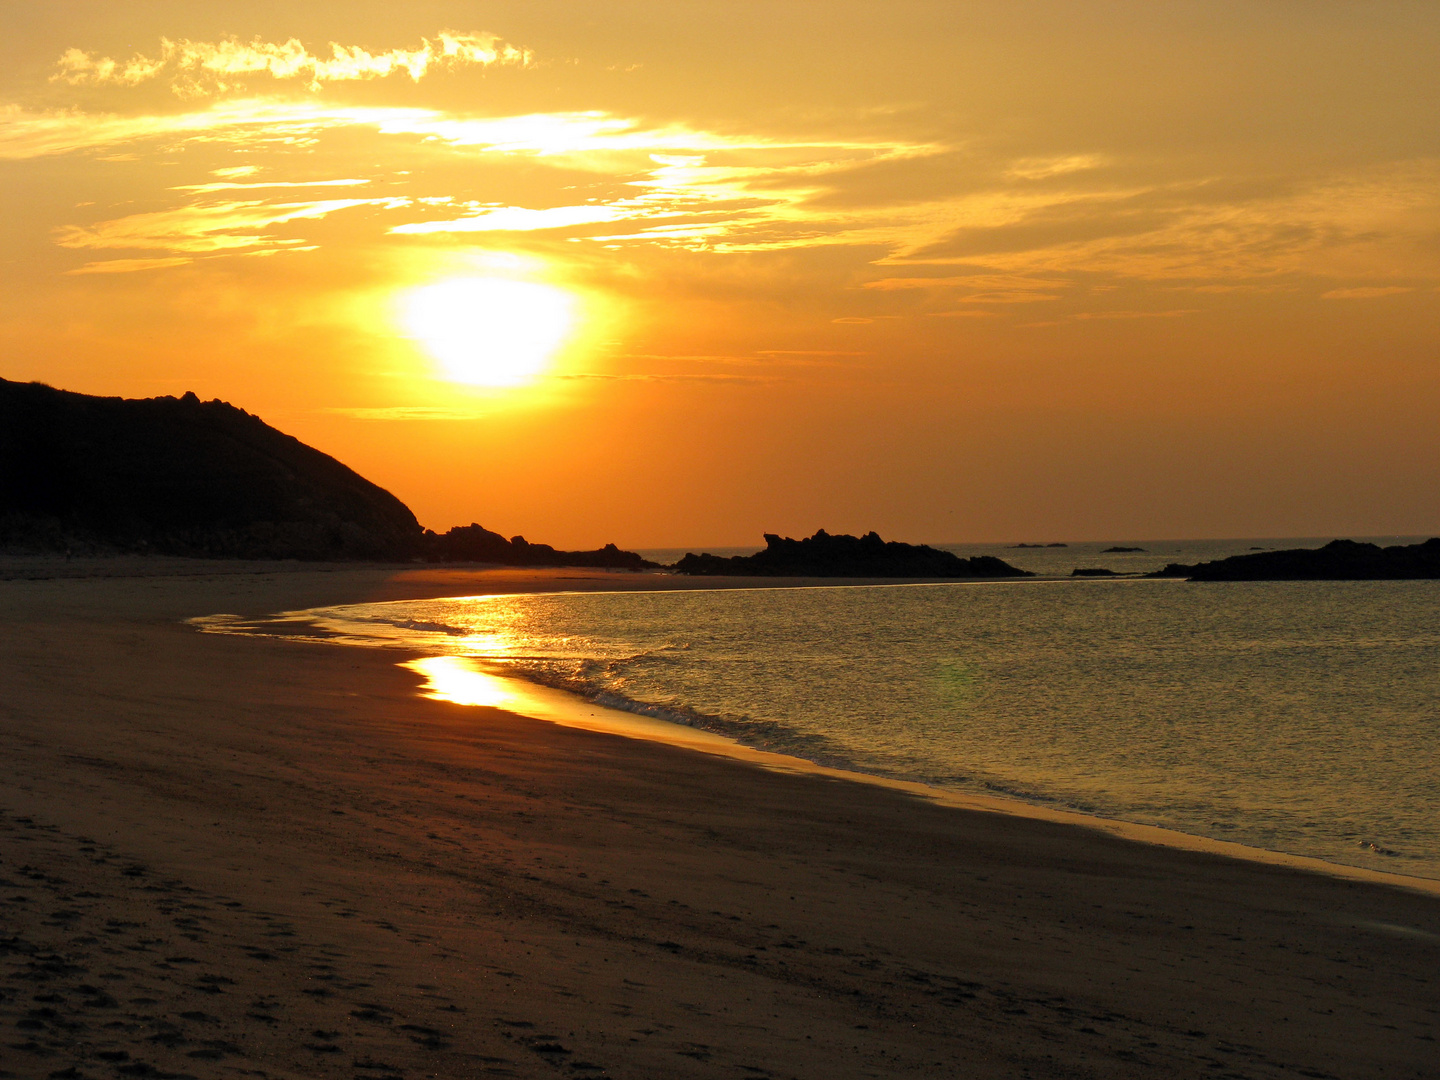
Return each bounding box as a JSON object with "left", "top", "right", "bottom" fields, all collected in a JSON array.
[
  {"left": 1010, "top": 542, "right": 1069, "bottom": 548},
  {"left": 423, "top": 523, "right": 656, "bottom": 569},
  {"left": 1101, "top": 546, "right": 1146, "bottom": 553},
  {"left": 674, "top": 530, "right": 1033, "bottom": 578},
  {"left": 1071, "top": 567, "right": 1119, "bottom": 576},
  {"left": 1, "top": 378, "right": 421, "bottom": 559},
  {"left": 1147, "top": 538, "right": 1440, "bottom": 581}
]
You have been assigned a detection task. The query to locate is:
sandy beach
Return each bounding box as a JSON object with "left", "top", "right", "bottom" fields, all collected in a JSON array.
[{"left": 1, "top": 559, "right": 1437, "bottom": 1080}]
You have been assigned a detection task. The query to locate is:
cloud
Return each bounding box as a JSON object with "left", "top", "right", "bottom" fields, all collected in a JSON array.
[
  {"left": 66, "top": 256, "right": 193, "bottom": 275},
  {"left": 51, "top": 32, "right": 529, "bottom": 96},
  {"left": 392, "top": 204, "right": 626, "bottom": 235},
  {"left": 555, "top": 372, "right": 775, "bottom": 383},
  {"left": 0, "top": 99, "right": 425, "bottom": 160},
  {"left": 754, "top": 349, "right": 864, "bottom": 357},
  {"left": 55, "top": 197, "right": 405, "bottom": 254},
  {"left": 172, "top": 178, "right": 371, "bottom": 193},
  {"left": 909, "top": 200, "right": 1178, "bottom": 260},
  {"left": 864, "top": 273, "right": 1066, "bottom": 304},
  {"left": 11, "top": 88, "right": 1440, "bottom": 295},
  {"left": 864, "top": 273, "right": 1065, "bottom": 292},
  {"left": 1005, "top": 155, "right": 1109, "bottom": 181},
  {"left": 3, "top": 100, "right": 938, "bottom": 260},
  {"left": 324, "top": 406, "right": 494, "bottom": 420},
  {"left": 1321, "top": 286, "right": 1414, "bottom": 299},
  {"left": 1071, "top": 309, "right": 1198, "bottom": 320}
]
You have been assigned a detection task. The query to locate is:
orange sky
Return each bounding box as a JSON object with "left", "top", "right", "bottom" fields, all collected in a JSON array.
[{"left": 3, "top": 1, "right": 1439, "bottom": 547}]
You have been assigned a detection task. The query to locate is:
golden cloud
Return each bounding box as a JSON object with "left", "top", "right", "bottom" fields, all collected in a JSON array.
[
  {"left": 51, "top": 32, "right": 529, "bottom": 96},
  {"left": 66, "top": 257, "right": 194, "bottom": 275},
  {"left": 1321, "top": 286, "right": 1414, "bottom": 299},
  {"left": 1070, "top": 309, "right": 1199, "bottom": 320},
  {"left": 9, "top": 89, "right": 1440, "bottom": 295},
  {"left": 55, "top": 197, "right": 406, "bottom": 255}
]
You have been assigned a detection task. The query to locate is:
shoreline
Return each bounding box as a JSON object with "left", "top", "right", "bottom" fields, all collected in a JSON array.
[
  {"left": 3, "top": 559, "right": 1438, "bottom": 1079},
  {"left": 210, "top": 569, "right": 1440, "bottom": 899},
  {"left": 406, "top": 653, "right": 1440, "bottom": 899}
]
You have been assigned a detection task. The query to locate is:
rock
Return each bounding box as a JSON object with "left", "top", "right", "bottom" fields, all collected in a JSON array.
[
  {"left": 1101, "top": 546, "right": 1146, "bottom": 553},
  {"left": 1145, "top": 538, "right": 1440, "bottom": 580},
  {"left": 674, "top": 530, "right": 1032, "bottom": 578},
  {"left": 1071, "top": 568, "right": 1119, "bottom": 576},
  {"left": 423, "top": 524, "right": 655, "bottom": 569}
]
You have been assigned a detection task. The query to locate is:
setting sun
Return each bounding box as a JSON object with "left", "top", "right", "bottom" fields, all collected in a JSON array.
[{"left": 401, "top": 277, "right": 576, "bottom": 387}]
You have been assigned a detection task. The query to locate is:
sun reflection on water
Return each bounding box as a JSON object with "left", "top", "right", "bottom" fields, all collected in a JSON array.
[{"left": 403, "top": 655, "right": 519, "bottom": 708}]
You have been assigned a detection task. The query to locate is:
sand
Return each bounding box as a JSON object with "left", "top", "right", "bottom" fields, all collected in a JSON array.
[{"left": 1, "top": 559, "right": 1437, "bottom": 1080}]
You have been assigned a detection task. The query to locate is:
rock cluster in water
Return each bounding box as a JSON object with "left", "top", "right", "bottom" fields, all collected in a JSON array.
[
  {"left": 1148, "top": 538, "right": 1440, "bottom": 580},
  {"left": 674, "top": 530, "right": 1032, "bottom": 578},
  {"left": 424, "top": 523, "right": 656, "bottom": 569}
]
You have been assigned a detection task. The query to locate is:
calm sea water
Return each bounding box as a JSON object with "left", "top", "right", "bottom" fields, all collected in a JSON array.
[{"left": 198, "top": 537, "right": 1440, "bottom": 880}]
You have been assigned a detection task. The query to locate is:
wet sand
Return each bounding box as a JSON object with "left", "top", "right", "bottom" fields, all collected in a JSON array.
[{"left": 1, "top": 558, "right": 1437, "bottom": 1079}]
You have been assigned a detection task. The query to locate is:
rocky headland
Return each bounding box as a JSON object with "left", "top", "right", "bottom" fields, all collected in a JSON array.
[
  {"left": 1, "top": 378, "right": 651, "bottom": 567},
  {"left": 1, "top": 378, "right": 422, "bottom": 560}
]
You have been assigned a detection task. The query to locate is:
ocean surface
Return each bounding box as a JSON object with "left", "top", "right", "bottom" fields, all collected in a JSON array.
[{"left": 197, "top": 537, "right": 1440, "bottom": 881}]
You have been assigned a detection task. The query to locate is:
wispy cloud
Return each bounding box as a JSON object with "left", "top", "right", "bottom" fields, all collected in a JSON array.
[
  {"left": 55, "top": 197, "right": 406, "bottom": 254},
  {"left": 9, "top": 89, "right": 1440, "bottom": 295},
  {"left": 0, "top": 100, "right": 424, "bottom": 159},
  {"left": 51, "top": 32, "right": 529, "bottom": 96},
  {"left": 392, "top": 204, "right": 625, "bottom": 235},
  {"left": 324, "top": 406, "right": 495, "bottom": 421},
  {"left": 1005, "top": 155, "right": 1108, "bottom": 181},
  {"left": 1321, "top": 286, "right": 1414, "bottom": 299},
  {"left": 171, "top": 178, "right": 371, "bottom": 193},
  {"left": 1071, "top": 308, "right": 1198, "bottom": 320},
  {"left": 864, "top": 273, "right": 1065, "bottom": 292},
  {"left": 555, "top": 372, "right": 776, "bottom": 384},
  {"left": 864, "top": 273, "right": 1067, "bottom": 304},
  {"left": 66, "top": 256, "right": 193, "bottom": 275}
]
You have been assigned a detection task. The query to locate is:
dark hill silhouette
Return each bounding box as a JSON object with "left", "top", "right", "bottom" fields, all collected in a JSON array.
[
  {"left": 2, "top": 378, "right": 657, "bottom": 567},
  {"left": 673, "top": 530, "right": 1031, "bottom": 578},
  {"left": 1, "top": 378, "right": 423, "bottom": 559},
  {"left": 1147, "top": 538, "right": 1440, "bottom": 580}
]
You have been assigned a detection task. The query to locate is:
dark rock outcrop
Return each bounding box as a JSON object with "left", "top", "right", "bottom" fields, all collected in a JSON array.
[
  {"left": 1010, "top": 542, "right": 1068, "bottom": 548},
  {"left": 423, "top": 523, "right": 656, "bottom": 569},
  {"left": 673, "top": 530, "right": 1032, "bottom": 578},
  {"left": 1, "top": 378, "right": 421, "bottom": 559},
  {"left": 1071, "top": 567, "right": 1119, "bottom": 576},
  {"left": 1102, "top": 546, "right": 1145, "bottom": 553},
  {"left": 1147, "top": 538, "right": 1440, "bottom": 581}
]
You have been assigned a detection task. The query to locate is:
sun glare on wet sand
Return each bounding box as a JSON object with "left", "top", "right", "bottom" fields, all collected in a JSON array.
[
  {"left": 402, "top": 277, "right": 577, "bottom": 387},
  {"left": 404, "top": 655, "right": 520, "bottom": 708}
]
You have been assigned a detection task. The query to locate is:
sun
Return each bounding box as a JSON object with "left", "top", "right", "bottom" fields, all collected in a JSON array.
[{"left": 401, "top": 277, "right": 577, "bottom": 386}]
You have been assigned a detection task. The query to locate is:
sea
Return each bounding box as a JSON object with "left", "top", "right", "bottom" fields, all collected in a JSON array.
[{"left": 195, "top": 536, "right": 1440, "bottom": 881}]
